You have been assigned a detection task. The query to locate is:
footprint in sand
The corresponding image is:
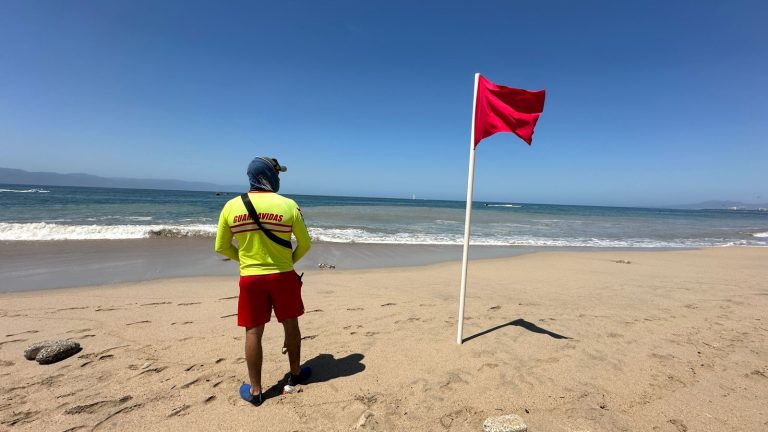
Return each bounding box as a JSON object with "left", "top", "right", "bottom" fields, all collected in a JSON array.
[
  {"left": 2, "top": 410, "right": 39, "bottom": 427},
  {"left": 171, "top": 321, "right": 194, "bottom": 325},
  {"left": 136, "top": 366, "right": 167, "bottom": 376},
  {"left": 177, "top": 302, "right": 201, "bottom": 306},
  {"left": 185, "top": 364, "right": 204, "bottom": 372},
  {"left": 488, "top": 305, "right": 501, "bottom": 311},
  {"left": 126, "top": 321, "right": 151, "bottom": 326},
  {"left": 380, "top": 303, "right": 396, "bottom": 307},
  {"left": 64, "top": 396, "right": 132, "bottom": 415},
  {"left": 212, "top": 377, "right": 237, "bottom": 388},
  {"left": 55, "top": 306, "right": 88, "bottom": 312},
  {"left": 168, "top": 404, "right": 191, "bottom": 417},
  {"left": 36, "top": 374, "right": 66, "bottom": 387},
  {"left": 56, "top": 390, "right": 81, "bottom": 399},
  {"left": 363, "top": 331, "right": 379, "bottom": 337},
  {"left": 669, "top": 419, "right": 688, "bottom": 432},
  {"left": 89, "top": 402, "right": 145, "bottom": 430},
  {"left": 346, "top": 307, "right": 363, "bottom": 311},
  {"left": 301, "top": 335, "right": 318, "bottom": 340},
  {"left": 91, "top": 345, "right": 130, "bottom": 357},
  {"left": 128, "top": 362, "right": 156, "bottom": 371},
  {"left": 305, "top": 309, "right": 323, "bottom": 314},
  {"left": 179, "top": 378, "right": 201, "bottom": 389},
  {"left": 439, "top": 408, "right": 476, "bottom": 429},
  {"left": 0, "top": 339, "right": 27, "bottom": 347},
  {"left": 5, "top": 330, "right": 38, "bottom": 337},
  {"left": 439, "top": 373, "right": 469, "bottom": 390},
  {"left": 0, "top": 360, "right": 15, "bottom": 367}
]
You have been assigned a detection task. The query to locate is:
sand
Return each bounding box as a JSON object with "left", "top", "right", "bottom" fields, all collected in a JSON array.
[{"left": 1, "top": 247, "right": 766, "bottom": 431}]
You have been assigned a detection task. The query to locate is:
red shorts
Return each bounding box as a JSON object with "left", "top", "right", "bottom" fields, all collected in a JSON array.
[{"left": 237, "top": 271, "right": 304, "bottom": 327}]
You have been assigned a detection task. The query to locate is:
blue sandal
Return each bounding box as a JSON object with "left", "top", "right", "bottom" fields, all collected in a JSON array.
[{"left": 239, "top": 383, "right": 264, "bottom": 406}]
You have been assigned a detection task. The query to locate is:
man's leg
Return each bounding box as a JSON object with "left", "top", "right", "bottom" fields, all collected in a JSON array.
[
  {"left": 245, "top": 325, "right": 265, "bottom": 394},
  {"left": 282, "top": 318, "right": 301, "bottom": 375}
]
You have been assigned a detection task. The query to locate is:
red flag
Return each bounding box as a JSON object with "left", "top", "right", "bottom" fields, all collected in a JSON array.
[{"left": 474, "top": 75, "right": 546, "bottom": 147}]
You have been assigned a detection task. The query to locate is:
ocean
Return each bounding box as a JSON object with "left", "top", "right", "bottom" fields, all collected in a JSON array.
[{"left": 1, "top": 184, "right": 767, "bottom": 248}]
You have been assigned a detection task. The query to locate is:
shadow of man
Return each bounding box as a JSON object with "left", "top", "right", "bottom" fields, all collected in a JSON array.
[{"left": 262, "top": 353, "right": 365, "bottom": 400}]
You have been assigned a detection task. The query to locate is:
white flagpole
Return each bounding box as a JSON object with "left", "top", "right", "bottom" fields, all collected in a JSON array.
[{"left": 457, "top": 72, "right": 480, "bottom": 344}]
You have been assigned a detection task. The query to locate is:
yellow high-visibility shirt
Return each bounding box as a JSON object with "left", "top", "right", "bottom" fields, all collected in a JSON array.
[{"left": 215, "top": 191, "right": 311, "bottom": 275}]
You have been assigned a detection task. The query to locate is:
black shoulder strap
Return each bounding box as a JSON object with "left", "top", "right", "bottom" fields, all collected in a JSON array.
[{"left": 240, "top": 193, "right": 293, "bottom": 249}]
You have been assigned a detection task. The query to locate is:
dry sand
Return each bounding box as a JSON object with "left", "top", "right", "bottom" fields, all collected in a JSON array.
[{"left": 1, "top": 247, "right": 767, "bottom": 431}]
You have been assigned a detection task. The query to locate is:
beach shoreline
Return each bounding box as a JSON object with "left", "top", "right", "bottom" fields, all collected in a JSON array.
[
  {"left": 0, "top": 238, "right": 687, "bottom": 293},
  {"left": 1, "top": 247, "right": 767, "bottom": 431}
]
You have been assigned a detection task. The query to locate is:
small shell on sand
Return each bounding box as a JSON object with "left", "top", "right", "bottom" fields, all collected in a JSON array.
[{"left": 24, "top": 340, "right": 82, "bottom": 364}]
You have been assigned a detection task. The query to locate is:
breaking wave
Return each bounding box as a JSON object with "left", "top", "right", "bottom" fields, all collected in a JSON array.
[
  {"left": 306, "top": 227, "right": 767, "bottom": 248},
  {"left": 0, "top": 223, "right": 216, "bottom": 241},
  {"left": 2, "top": 223, "right": 766, "bottom": 247}
]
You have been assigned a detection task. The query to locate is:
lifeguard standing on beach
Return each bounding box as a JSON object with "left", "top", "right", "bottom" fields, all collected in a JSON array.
[{"left": 215, "top": 156, "right": 312, "bottom": 406}]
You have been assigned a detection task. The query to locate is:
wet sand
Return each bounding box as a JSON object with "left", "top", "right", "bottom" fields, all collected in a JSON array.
[
  {"left": 1, "top": 248, "right": 767, "bottom": 431},
  {"left": 0, "top": 239, "right": 548, "bottom": 292}
]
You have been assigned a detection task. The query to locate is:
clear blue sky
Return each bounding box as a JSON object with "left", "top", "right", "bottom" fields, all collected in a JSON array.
[{"left": 1, "top": 0, "right": 766, "bottom": 206}]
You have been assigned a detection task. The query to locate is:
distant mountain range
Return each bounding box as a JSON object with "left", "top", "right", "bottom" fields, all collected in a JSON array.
[{"left": 0, "top": 167, "right": 243, "bottom": 192}]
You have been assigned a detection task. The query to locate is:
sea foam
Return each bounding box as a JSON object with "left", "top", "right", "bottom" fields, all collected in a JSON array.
[
  {"left": 2, "top": 222, "right": 766, "bottom": 248},
  {"left": 0, "top": 223, "right": 216, "bottom": 241}
]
